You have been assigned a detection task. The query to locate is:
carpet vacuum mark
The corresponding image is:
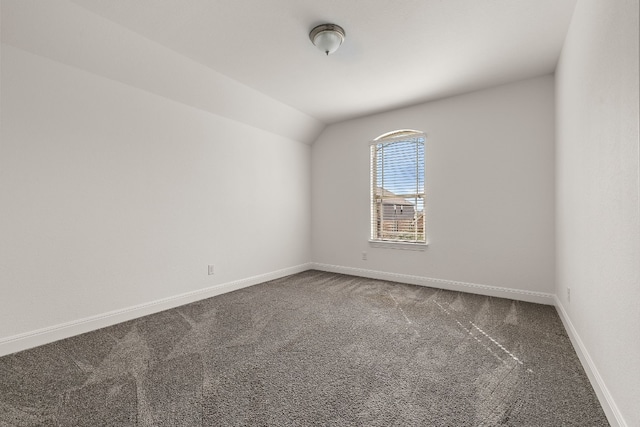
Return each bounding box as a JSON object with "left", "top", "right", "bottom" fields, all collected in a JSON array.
[{"left": 0, "top": 270, "right": 609, "bottom": 426}]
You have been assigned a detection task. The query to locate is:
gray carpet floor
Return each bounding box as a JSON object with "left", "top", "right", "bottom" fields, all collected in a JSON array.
[{"left": 0, "top": 270, "right": 608, "bottom": 426}]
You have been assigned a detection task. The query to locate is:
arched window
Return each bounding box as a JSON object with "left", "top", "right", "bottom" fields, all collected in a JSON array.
[{"left": 370, "top": 130, "right": 426, "bottom": 244}]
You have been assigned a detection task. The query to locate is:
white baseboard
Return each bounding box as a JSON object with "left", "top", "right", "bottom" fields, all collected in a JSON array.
[
  {"left": 554, "top": 296, "right": 627, "bottom": 427},
  {"left": 1, "top": 263, "right": 624, "bottom": 426},
  {"left": 310, "top": 263, "right": 554, "bottom": 305},
  {"left": 0, "top": 263, "right": 312, "bottom": 357}
]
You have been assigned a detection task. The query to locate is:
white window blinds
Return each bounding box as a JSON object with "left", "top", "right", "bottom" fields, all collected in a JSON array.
[{"left": 370, "top": 130, "right": 426, "bottom": 243}]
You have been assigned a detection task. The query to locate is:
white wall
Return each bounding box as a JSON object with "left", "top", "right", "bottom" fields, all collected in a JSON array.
[
  {"left": 311, "top": 76, "right": 556, "bottom": 300},
  {"left": 555, "top": 0, "right": 640, "bottom": 425},
  {"left": 0, "top": 43, "right": 312, "bottom": 349}
]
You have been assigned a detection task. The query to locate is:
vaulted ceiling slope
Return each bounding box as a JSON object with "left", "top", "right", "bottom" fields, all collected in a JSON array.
[
  {"left": 1, "top": 0, "right": 325, "bottom": 144},
  {"left": 2, "top": 0, "right": 577, "bottom": 142}
]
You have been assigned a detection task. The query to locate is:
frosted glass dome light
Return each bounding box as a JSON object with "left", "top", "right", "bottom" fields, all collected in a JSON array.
[{"left": 309, "top": 24, "right": 345, "bottom": 55}]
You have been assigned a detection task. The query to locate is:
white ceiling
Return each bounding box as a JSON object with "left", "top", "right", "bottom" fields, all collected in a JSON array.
[{"left": 68, "top": 0, "right": 577, "bottom": 124}]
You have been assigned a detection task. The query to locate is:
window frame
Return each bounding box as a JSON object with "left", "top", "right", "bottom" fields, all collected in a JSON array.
[{"left": 369, "top": 130, "right": 427, "bottom": 250}]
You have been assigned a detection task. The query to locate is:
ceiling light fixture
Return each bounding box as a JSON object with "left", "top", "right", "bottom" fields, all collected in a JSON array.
[{"left": 309, "top": 23, "right": 345, "bottom": 55}]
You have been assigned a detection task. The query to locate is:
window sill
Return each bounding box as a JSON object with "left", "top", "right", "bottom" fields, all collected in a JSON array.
[{"left": 368, "top": 240, "right": 428, "bottom": 251}]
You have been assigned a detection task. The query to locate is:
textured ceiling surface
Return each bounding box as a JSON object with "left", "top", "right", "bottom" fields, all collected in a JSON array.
[{"left": 67, "top": 0, "right": 577, "bottom": 123}]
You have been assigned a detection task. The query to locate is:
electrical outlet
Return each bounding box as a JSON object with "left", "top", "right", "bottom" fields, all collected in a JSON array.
[
  {"left": 567, "top": 287, "right": 570, "bottom": 302},
  {"left": 208, "top": 265, "right": 215, "bottom": 275},
  {"left": 362, "top": 252, "right": 367, "bottom": 261}
]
